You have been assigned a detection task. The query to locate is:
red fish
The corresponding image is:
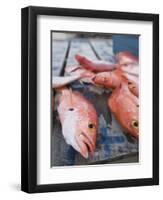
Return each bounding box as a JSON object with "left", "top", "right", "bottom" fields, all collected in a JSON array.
[
  {"left": 93, "top": 67, "right": 139, "bottom": 97},
  {"left": 56, "top": 87, "right": 98, "bottom": 158},
  {"left": 75, "top": 54, "right": 116, "bottom": 72},
  {"left": 75, "top": 52, "right": 139, "bottom": 96},
  {"left": 115, "top": 51, "right": 138, "bottom": 67},
  {"left": 75, "top": 52, "right": 138, "bottom": 73},
  {"left": 108, "top": 83, "right": 139, "bottom": 138},
  {"left": 75, "top": 52, "right": 139, "bottom": 138}
]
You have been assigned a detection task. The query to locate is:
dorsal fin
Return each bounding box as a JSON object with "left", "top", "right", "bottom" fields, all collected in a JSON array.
[
  {"left": 56, "top": 87, "right": 74, "bottom": 108},
  {"left": 68, "top": 87, "right": 73, "bottom": 107}
]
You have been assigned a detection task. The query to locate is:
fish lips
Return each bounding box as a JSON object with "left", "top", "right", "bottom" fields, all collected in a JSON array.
[{"left": 75, "top": 131, "right": 96, "bottom": 159}]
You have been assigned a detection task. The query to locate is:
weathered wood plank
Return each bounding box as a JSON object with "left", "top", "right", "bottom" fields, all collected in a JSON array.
[
  {"left": 52, "top": 40, "right": 69, "bottom": 76},
  {"left": 90, "top": 39, "right": 115, "bottom": 63},
  {"left": 107, "top": 38, "right": 113, "bottom": 46},
  {"left": 112, "top": 35, "right": 139, "bottom": 56},
  {"left": 66, "top": 38, "right": 98, "bottom": 67}
]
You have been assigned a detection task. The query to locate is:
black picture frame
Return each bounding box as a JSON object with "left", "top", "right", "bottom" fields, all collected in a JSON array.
[{"left": 21, "top": 6, "right": 159, "bottom": 193}]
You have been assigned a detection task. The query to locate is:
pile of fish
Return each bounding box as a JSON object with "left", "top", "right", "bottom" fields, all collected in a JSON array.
[{"left": 53, "top": 51, "right": 139, "bottom": 159}]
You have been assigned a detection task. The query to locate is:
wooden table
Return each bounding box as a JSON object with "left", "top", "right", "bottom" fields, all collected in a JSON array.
[{"left": 51, "top": 37, "right": 138, "bottom": 166}]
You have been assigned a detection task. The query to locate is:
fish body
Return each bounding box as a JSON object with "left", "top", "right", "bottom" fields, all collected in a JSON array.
[
  {"left": 75, "top": 54, "right": 116, "bottom": 72},
  {"left": 108, "top": 83, "right": 139, "bottom": 138},
  {"left": 52, "top": 75, "right": 81, "bottom": 89},
  {"left": 92, "top": 69, "right": 122, "bottom": 89},
  {"left": 57, "top": 88, "right": 98, "bottom": 158},
  {"left": 75, "top": 52, "right": 138, "bottom": 73}
]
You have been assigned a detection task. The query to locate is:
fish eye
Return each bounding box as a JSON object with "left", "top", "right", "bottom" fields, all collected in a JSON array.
[
  {"left": 88, "top": 123, "right": 94, "bottom": 129},
  {"left": 123, "top": 63, "right": 128, "bottom": 67},
  {"left": 131, "top": 120, "right": 139, "bottom": 129},
  {"left": 68, "top": 108, "right": 74, "bottom": 111}
]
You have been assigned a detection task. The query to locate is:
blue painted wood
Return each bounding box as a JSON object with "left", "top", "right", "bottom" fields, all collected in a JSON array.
[{"left": 113, "top": 35, "right": 139, "bottom": 57}]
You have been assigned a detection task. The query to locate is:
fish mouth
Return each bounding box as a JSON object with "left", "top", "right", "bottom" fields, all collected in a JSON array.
[
  {"left": 75, "top": 132, "right": 95, "bottom": 159},
  {"left": 91, "top": 76, "right": 103, "bottom": 87},
  {"left": 68, "top": 66, "right": 82, "bottom": 73},
  {"left": 92, "top": 76, "right": 101, "bottom": 86},
  {"left": 92, "top": 76, "right": 96, "bottom": 82}
]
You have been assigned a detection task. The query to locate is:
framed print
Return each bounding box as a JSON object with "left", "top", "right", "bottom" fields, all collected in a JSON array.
[{"left": 21, "top": 6, "right": 159, "bottom": 193}]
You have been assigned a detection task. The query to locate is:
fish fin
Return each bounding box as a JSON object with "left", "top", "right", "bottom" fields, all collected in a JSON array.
[
  {"left": 68, "top": 87, "right": 74, "bottom": 107},
  {"left": 79, "top": 80, "right": 85, "bottom": 85},
  {"left": 56, "top": 86, "right": 74, "bottom": 107}
]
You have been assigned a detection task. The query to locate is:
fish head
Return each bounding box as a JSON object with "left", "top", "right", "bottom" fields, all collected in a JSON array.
[
  {"left": 65, "top": 65, "right": 95, "bottom": 83},
  {"left": 76, "top": 118, "right": 97, "bottom": 156},
  {"left": 116, "top": 51, "right": 138, "bottom": 66},
  {"left": 74, "top": 108, "right": 98, "bottom": 158},
  {"left": 121, "top": 85, "right": 139, "bottom": 138},
  {"left": 65, "top": 65, "right": 81, "bottom": 74},
  {"left": 122, "top": 105, "right": 139, "bottom": 138},
  {"left": 92, "top": 72, "right": 118, "bottom": 89},
  {"left": 109, "top": 84, "right": 139, "bottom": 138},
  {"left": 92, "top": 72, "right": 109, "bottom": 87},
  {"left": 61, "top": 107, "right": 97, "bottom": 159}
]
